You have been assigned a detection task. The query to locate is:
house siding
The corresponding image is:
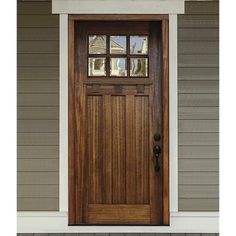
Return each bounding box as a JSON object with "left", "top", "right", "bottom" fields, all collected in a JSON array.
[
  {"left": 17, "top": 1, "right": 219, "bottom": 211},
  {"left": 178, "top": 1, "right": 219, "bottom": 211},
  {"left": 17, "top": 0, "right": 59, "bottom": 211}
]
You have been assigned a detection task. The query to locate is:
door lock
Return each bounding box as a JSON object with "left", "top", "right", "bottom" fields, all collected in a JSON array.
[{"left": 153, "top": 145, "right": 161, "bottom": 172}]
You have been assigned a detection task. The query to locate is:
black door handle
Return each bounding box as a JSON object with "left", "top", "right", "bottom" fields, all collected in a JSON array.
[
  {"left": 153, "top": 145, "right": 161, "bottom": 155},
  {"left": 153, "top": 145, "right": 161, "bottom": 172}
]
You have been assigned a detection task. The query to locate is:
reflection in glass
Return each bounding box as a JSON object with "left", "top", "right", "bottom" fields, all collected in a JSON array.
[
  {"left": 88, "top": 58, "right": 106, "bottom": 76},
  {"left": 110, "top": 58, "right": 127, "bottom": 77},
  {"left": 89, "top": 35, "right": 106, "bottom": 54},
  {"left": 130, "top": 36, "right": 148, "bottom": 54},
  {"left": 110, "top": 36, "right": 126, "bottom": 54},
  {"left": 130, "top": 58, "right": 148, "bottom": 77}
]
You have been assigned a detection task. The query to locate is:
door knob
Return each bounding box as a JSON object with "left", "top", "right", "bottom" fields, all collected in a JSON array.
[{"left": 154, "top": 133, "right": 161, "bottom": 142}]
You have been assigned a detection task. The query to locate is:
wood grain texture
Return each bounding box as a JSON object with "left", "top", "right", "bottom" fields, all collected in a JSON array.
[
  {"left": 87, "top": 205, "right": 150, "bottom": 224},
  {"left": 69, "top": 20, "right": 168, "bottom": 224},
  {"left": 112, "top": 96, "right": 126, "bottom": 204}
]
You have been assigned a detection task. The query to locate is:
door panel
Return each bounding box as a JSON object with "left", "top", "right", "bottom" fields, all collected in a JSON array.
[{"left": 69, "top": 20, "right": 169, "bottom": 225}]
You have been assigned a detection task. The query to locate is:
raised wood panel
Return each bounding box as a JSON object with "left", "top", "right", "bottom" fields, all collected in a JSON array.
[
  {"left": 178, "top": 107, "right": 219, "bottom": 120},
  {"left": 18, "top": 41, "right": 59, "bottom": 53},
  {"left": 18, "top": 80, "right": 59, "bottom": 93},
  {"left": 179, "top": 159, "right": 219, "bottom": 172},
  {"left": 179, "top": 133, "right": 219, "bottom": 146},
  {"left": 18, "top": 94, "right": 58, "bottom": 106},
  {"left": 17, "top": 54, "right": 58, "bottom": 67},
  {"left": 179, "top": 54, "right": 219, "bottom": 68},
  {"left": 17, "top": 198, "right": 59, "bottom": 211},
  {"left": 178, "top": 81, "right": 218, "bottom": 94},
  {"left": 18, "top": 146, "right": 58, "bottom": 159},
  {"left": 179, "top": 146, "right": 219, "bottom": 159},
  {"left": 178, "top": 15, "right": 219, "bottom": 28},
  {"left": 17, "top": 2, "right": 52, "bottom": 15},
  {"left": 17, "top": 107, "right": 59, "bottom": 119},
  {"left": 17, "top": 172, "right": 59, "bottom": 185},
  {"left": 18, "top": 159, "right": 59, "bottom": 172},
  {"left": 179, "top": 185, "right": 218, "bottom": 199},
  {"left": 178, "top": 28, "right": 219, "bottom": 41},
  {"left": 18, "top": 133, "right": 58, "bottom": 145},
  {"left": 17, "top": 28, "right": 59, "bottom": 40},
  {"left": 112, "top": 96, "right": 126, "bottom": 204},
  {"left": 178, "top": 120, "right": 219, "bottom": 133},
  {"left": 185, "top": 2, "right": 219, "bottom": 15},
  {"left": 18, "top": 185, "right": 59, "bottom": 198},
  {"left": 87, "top": 205, "right": 150, "bottom": 224},
  {"left": 178, "top": 41, "right": 218, "bottom": 54},
  {"left": 17, "top": 67, "right": 59, "bottom": 80},
  {"left": 178, "top": 68, "right": 219, "bottom": 81},
  {"left": 179, "top": 172, "right": 219, "bottom": 185},
  {"left": 87, "top": 95, "right": 150, "bottom": 205},
  {"left": 178, "top": 94, "right": 219, "bottom": 107},
  {"left": 18, "top": 120, "right": 59, "bottom": 133},
  {"left": 17, "top": 15, "right": 59, "bottom": 28},
  {"left": 178, "top": 198, "right": 219, "bottom": 211}
]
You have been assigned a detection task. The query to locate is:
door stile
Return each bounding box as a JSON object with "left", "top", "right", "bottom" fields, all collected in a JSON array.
[
  {"left": 162, "top": 18, "right": 170, "bottom": 225},
  {"left": 75, "top": 23, "right": 89, "bottom": 223},
  {"left": 149, "top": 21, "right": 163, "bottom": 224},
  {"left": 68, "top": 17, "right": 76, "bottom": 225}
]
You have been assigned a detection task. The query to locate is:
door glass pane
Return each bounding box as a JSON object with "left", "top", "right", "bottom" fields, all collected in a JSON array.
[
  {"left": 89, "top": 35, "right": 106, "bottom": 54},
  {"left": 130, "top": 36, "right": 148, "bottom": 55},
  {"left": 88, "top": 57, "right": 106, "bottom": 76},
  {"left": 130, "top": 58, "right": 148, "bottom": 77},
  {"left": 110, "top": 36, "right": 126, "bottom": 54},
  {"left": 110, "top": 58, "right": 127, "bottom": 77}
]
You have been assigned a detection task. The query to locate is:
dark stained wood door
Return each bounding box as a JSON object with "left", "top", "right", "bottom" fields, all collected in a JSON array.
[{"left": 69, "top": 20, "right": 169, "bottom": 225}]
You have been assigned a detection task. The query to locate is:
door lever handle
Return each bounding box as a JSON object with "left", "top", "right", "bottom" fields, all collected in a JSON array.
[
  {"left": 153, "top": 145, "right": 161, "bottom": 172},
  {"left": 153, "top": 145, "right": 161, "bottom": 155}
]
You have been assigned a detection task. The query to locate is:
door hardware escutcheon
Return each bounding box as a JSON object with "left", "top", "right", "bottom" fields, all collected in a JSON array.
[{"left": 153, "top": 145, "right": 161, "bottom": 172}]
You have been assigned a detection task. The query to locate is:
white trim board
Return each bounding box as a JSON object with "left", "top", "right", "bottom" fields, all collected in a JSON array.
[
  {"left": 17, "top": 211, "right": 219, "bottom": 233},
  {"left": 59, "top": 14, "right": 179, "bottom": 213},
  {"left": 52, "top": 0, "right": 185, "bottom": 14}
]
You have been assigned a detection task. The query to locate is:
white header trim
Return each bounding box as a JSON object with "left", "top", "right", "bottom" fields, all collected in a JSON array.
[
  {"left": 52, "top": 0, "right": 185, "bottom": 14},
  {"left": 17, "top": 211, "right": 219, "bottom": 233}
]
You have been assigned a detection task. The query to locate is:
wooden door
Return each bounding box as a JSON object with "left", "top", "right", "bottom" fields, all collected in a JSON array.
[{"left": 69, "top": 19, "right": 169, "bottom": 225}]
